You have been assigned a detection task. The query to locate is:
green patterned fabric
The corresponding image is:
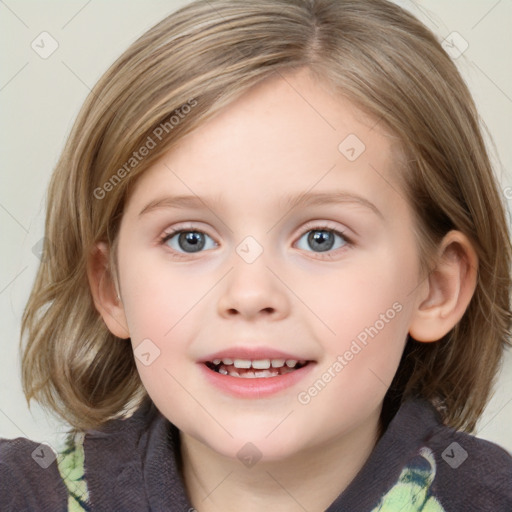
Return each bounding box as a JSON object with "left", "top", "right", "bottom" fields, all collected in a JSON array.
[
  {"left": 2, "top": 398, "right": 510, "bottom": 510},
  {"left": 53, "top": 435, "right": 445, "bottom": 511},
  {"left": 371, "top": 447, "right": 445, "bottom": 511},
  {"left": 56, "top": 432, "right": 91, "bottom": 512}
]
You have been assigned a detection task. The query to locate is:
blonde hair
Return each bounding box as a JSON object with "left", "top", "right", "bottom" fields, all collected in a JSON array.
[{"left": 21, "top": 0, "right": 511, "bottom": 433}]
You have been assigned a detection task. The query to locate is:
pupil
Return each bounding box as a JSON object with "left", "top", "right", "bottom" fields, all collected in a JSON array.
[
  {"left": 309, "top": 230, "right": 334, "bottom": 252},
  {"left": 179, "top": 232, "right": 205, "bottom": 252}
]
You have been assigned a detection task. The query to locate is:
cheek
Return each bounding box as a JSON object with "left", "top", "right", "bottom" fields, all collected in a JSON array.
[
  {"left": 119, "top": 252, "right": 206, "bottom": 341},
  {"left": 305, "top": 247, "right": 416, "bottom": 401},
  {"left": 315, "top": 247, "right": 417, "bottom": 341},
  {"left": 296, "top": 287, "right": 411, "bottom": 442},
  {"left": 119, "top": 255, "right": 213, "bottom": 390}
]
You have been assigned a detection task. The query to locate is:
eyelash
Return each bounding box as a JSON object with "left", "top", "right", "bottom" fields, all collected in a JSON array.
[{"left": 158, "top": 222, "right": 354, "bottom": 261}]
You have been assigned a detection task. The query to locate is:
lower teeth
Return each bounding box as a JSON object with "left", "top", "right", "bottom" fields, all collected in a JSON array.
[
  {"left": 219, "top": 369, "right": 281, "bottom": 378},
  {"left": 215, "top": 365, "right": 299, "bottom": 378}
]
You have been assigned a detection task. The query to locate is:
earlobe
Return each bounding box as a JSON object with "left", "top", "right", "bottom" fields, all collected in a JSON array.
[
  {"left": 408, "top": 231, "right": 478, "bottom": 343},
  {"left": 86, "top": 241, "right": 130, "bottom": 339}
]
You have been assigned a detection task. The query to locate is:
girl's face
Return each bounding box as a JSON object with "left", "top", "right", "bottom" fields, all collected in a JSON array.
[{"left": 114, "top": 68, "right": 426, "bottom": 461}]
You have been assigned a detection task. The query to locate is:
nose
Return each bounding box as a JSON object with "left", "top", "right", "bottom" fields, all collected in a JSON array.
[{"left": 217, "top": 250, "right": 290, "bottom": 321}]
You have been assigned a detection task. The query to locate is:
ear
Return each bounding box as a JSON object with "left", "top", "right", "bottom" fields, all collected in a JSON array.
[
  {"left": 86, "top": 241, "right": 130, "bottom": 339},
  {"left": 408, "top": 230, "right": 478, "bottom": 343}
]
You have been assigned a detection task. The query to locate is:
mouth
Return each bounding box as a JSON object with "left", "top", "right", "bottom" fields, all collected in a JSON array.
[
  {"left": 199, "top": 350, "right": 316, "bottom": 398},
  {"left": 203, "top": 358, "right": 311, "bottom": 378}
]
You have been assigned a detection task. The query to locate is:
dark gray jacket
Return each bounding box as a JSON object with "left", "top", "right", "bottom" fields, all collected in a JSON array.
[{"left": 1, "top": 397, "right": 511, "bottom": 511}]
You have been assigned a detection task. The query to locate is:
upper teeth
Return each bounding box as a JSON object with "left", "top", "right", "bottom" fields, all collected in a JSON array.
[{"left": 211, "top": 358, "right": 299, "bottom": 369}]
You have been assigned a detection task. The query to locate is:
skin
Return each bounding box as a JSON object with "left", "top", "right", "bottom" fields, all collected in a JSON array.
[{"left": 89, "top": 67, "right": 478, "bottom": 511}]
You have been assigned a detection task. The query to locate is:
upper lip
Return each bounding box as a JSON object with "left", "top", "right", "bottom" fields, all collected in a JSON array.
[{"left": 199, "top": 347, "right": 314, "bottom": 363}]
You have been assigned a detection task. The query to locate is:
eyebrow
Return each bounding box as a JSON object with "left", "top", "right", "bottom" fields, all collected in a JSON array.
[{"left": 138, "top": 191, "right": 383, "bottom": 219}]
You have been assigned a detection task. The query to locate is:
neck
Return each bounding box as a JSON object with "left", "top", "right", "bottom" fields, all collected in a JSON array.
[{"left": 180, "top": 406, "right": 382, "bottom": 512}]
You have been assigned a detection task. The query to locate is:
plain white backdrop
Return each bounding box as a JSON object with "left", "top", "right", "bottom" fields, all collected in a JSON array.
[{"left": 1, "top": 0, "right": 511, "bottom": 454}]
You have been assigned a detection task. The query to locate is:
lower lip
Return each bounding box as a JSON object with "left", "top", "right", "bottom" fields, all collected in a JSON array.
[{"left": 198, "top": 362, "right": 315, "bottom": 398}]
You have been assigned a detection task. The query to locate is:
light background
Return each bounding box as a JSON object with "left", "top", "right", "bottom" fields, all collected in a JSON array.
[{"left": 1, "top": 0, "right": 511, "bottom": 454}]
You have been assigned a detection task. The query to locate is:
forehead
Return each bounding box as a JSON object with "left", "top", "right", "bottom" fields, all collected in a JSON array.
[{"left": 126, "top": 68, "right": 406, "bottom": 215}]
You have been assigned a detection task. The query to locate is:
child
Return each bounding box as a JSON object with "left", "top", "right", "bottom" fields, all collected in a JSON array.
[{"left": 1, "top": 0, "right": 511, "bottom": 510}]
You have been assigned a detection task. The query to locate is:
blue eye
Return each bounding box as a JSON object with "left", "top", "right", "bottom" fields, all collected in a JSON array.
[
  {"left": 295, "top": 228, "right": 349, "bottom": 254},
  {"left": 161, "top": 230, "right": 217, "bottom": 254},
  {"left": 160, "top": 225, "right": 352, "bottom": 259}
]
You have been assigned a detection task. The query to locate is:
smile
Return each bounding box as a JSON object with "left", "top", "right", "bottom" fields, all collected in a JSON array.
[
  {"left": 204, "top": 358, "right": 310, "bottom": 378},
  {"left": 199, "top": 357, "right": 316, "bottom": 398}
]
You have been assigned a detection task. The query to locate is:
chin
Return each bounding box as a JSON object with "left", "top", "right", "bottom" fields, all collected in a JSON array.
[{"left": 200, "top": 428, "right": 308, "bottom": 464}]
